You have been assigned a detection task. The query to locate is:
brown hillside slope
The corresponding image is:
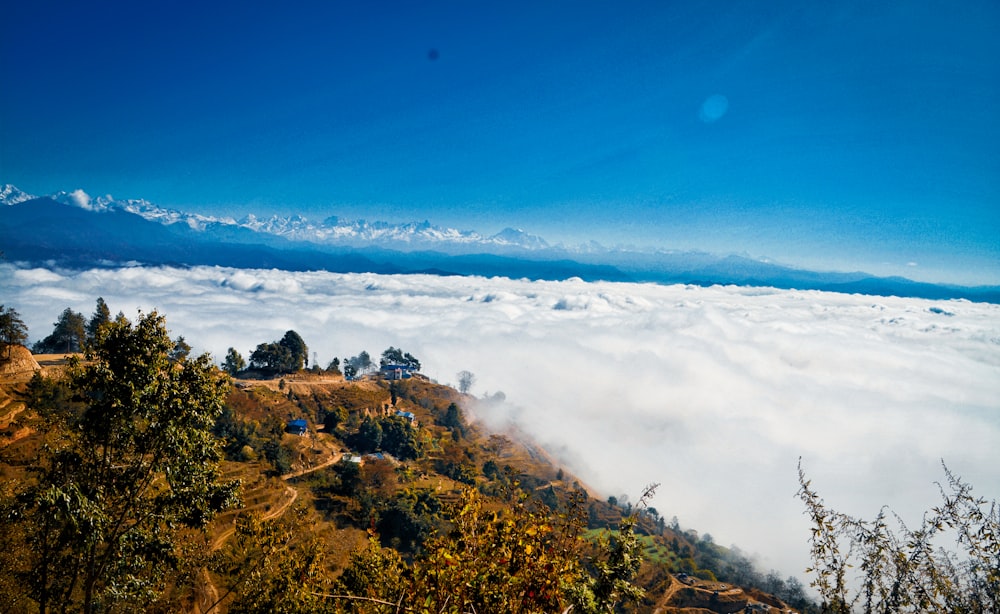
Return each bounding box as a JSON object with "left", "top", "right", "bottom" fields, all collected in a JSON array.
[
  {"left": 1, "top": 371, "right": 797, "bottom": 614},
  {"left": 0, "top": 345, "right": 39, "bottom": 379},
  {"left": 653, "top": 575, "right": 796, "bottom": 614}
]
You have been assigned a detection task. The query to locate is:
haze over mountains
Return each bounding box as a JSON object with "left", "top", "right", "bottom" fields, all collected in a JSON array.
[{"left": 3, "top": 184, "right": 997, "bottom": 303}]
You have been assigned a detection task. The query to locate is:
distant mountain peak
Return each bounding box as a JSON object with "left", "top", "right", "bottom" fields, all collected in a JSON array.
[
  {"left": 0, "top": 183, "right": 555, "bottom": 253},
  {"left": 0, "top": 184, "right": 36, "bottom": 206},
  {"left": 489, "top": 227, "right": 549, "bottom": 249},
  {"left": 1, "top": 182, "right": 995, "bottom": 302}
]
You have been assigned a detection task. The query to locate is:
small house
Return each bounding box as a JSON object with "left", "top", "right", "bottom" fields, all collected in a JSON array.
[
  {"left": 380, "top": 364, "right": 414, "bottom": 380},
  {"left": 395, "top": 410, "right": 416, "bottom": 423},
  {"left": 286, "top": 419, "right": 308, "bottom": 435}
]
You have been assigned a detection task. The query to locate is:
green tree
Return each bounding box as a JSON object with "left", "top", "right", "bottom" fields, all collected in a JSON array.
[
  {"left": 85, "top": 297, "right": 111, "bottom": 344},
  {"left": 33, "top": 307, "right": 86, "bottom": 354},
  {"left": 249, "top": 342, "right": 293, "bottom": 375},
  {"left": 248, "top": 331, "right": 308, "bottom": 375},
  {"left": 26, "top": 371, "right": 81, "bottom": 424},
  {"left": 170, "top": 335, "right": 192, "bottom": 361},
  {"left": 224, "top": 512, "right": 330, "bottom": 614},
  {"left": 343, "top": 361, "right": 357, "bottom": 379},
  {"left": 0, "top": 304, "right": 29, "bottom": 360},
  {"left": 566, "top": 484, "right": 657, "bottom": 614},
  {"left": 379, "top": 416, "right": 422, "bottom": 461},
  {"left": 439, "top": 402, "right": 464, "bottom": 436},
  {"left": 331, "top": 536, "right": 408, "bottom": 609},
  {"left": 279, "top": 330, "right": 308, "bottom": 370},
  {"left": 379, "top": 346, "right": 420, "bottom": 371},
  {"left": 326, "top": 357, "right": 342, "bottom": 375},
  {"left": 12, "top": 310, "right": 240, "bottom": 613},
  {"left": 223, "top": 347, "right": 247, "bottom": 376},
  {"left": 346, "top": 351, "right": 374, "bottom": 377},
  {"left": 355, "top": 417, "right": 383, "bottom": 454}
]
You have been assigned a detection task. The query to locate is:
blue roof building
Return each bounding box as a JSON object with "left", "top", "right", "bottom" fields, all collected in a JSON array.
[
  {"left": 380, "top": 364, "right": 414, "bottom": 380},
  {"left": 287, "top": 419, "right": 308, "bottom": 435}
]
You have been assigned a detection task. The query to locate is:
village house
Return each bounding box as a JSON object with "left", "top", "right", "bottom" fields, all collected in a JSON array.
[
  {"left": 286, "top": 418, "right": 307, "bottom": 435},
  {"left": 380, "top": 364, "right": 414, "bottom": 380}
]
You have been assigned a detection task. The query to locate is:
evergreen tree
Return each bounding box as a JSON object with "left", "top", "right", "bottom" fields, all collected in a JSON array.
[
  {"left": 279, "top": 330, "right": 308, "bottom": 370},
  {"left": 170, "top": 335, "right": 192, "bottom": 361},
  {"left": 0, "top": 304, "right": 29, "bottom": 360},
  {"left": 85, "top": 297, "right": 111, "bottom": 344},
  {"left": 223, "top": 347, "right": 246, "bottom": 376},
  {"left": 325, "top": 357, "right": 341, "bottom": 375},
  {"left": 33, "top": 307, "right": 86, "bottom": 354}
]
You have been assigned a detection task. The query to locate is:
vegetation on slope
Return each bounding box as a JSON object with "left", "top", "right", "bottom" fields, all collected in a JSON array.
[
  {"left": 10, "top": 299, "right": 992, "bottom": 612},
  {"left": 0, "top": 302, "right": 818, "bottom": 613}
]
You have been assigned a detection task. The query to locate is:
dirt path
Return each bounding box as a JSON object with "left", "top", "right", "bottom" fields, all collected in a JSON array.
[
  {"left": 194, "top": 485, "right": 298, "bottom": 614},
  {"left": 194, "top": 568, "right": 220, "bottom": 614},
  {"left": 208, "top": 485, "right": 299, "bottom": 552},
  {"left": 283, "top": 452, "right": 342, "bottom": 480},
  {"left": 195, "top": 447, "right": 346, "bottom": 613}
]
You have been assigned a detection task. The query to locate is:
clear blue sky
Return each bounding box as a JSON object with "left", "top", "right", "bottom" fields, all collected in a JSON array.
[{"left": 2, "top": 1, "right": 998, "bottom": 284}]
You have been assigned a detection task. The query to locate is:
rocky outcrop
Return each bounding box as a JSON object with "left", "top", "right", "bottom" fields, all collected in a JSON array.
[{"left": 0, "top": 345, "right": 40, "bottom": 377}]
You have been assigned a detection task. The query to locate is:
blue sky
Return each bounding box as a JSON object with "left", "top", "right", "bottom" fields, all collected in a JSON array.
[{"left": 2, "top": 1, "right": 998, "bottom": 284}]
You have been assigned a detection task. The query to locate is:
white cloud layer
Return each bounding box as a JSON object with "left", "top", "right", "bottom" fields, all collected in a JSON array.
[{"left": 4, "top": 264, "right": 999, "bottom": 578}]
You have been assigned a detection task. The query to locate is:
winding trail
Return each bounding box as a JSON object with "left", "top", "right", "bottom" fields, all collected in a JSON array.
[{"left": 195, "top": 446, "right": 341, "bottom": 613}]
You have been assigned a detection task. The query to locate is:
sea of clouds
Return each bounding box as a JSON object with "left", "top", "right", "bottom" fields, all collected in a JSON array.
[{"left": 4, "top": 263, "right": 999, "bottom": 579}]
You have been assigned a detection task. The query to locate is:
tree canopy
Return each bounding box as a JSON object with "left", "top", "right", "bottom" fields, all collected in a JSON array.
[
  {"left": 248, "top": 330, "right": 309, "bottom": 375},
  {"left": 279, "top": 330, "right": 308, "bottom": 370},
  {"left": 11, "top": 310, "right": 240, "bottom": 613},
  {"left": 32, "top": 307, "right": 86, "bottom": 354},
  {"left": 379, "top": 346, "right": 420, "bottom": 371},
  {"left": 0, "top": 304, "right": 29, "bottom": 360},
  {"left": 344, "top": 351, "right": 373, "bottom": 378},
  {"left": 223, "top": 346, "right": 247, "bottom": 376},
  {"left": 85, "top": 297, "right": 111, "bottom": 343}
]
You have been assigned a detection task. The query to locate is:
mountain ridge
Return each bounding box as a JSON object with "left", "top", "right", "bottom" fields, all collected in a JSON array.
[{"left": 3, "top": 184, "right": 998, "bottom": 303}]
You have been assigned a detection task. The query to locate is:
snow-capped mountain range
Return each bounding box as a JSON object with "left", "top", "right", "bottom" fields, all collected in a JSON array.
[
  {"left": 0, "top": 184, "right": 550, "bottom": 253},
  {"left": 2, "top": 183, "right": 997, "bottom": 302}
]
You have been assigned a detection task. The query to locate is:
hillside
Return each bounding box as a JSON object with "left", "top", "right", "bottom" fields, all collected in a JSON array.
[{"left": 0, "top": 350, "right": 809, "bottom": 613}]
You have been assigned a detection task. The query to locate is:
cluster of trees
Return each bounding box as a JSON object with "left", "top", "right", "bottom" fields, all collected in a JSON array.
[
  {"left": 1, "top": 310, "right": 239, "bottom": 613},
  {"left": 225, "top": 339, "right": 423, "bottom": 381},
  {"left": 379, "top": 346, "right": 421, "bottom": 370},
  {"left": 2, "top": 298, "right": 200, "bottom": 364},
  {"left": 342, "top": 350, "right": 373, "bottom": 379},
  {"left": 348, "top": 415, "right": 423, "bottom": 460},
  {"left": 247, "top": 330, "right": 309, "bottom": 375},
  {"left": 339, "top": 347, "right": 421, "bottom": 379},
  {"left": 212, "top": 400, "right": 297, "bottom": 473},
  {"left": 228, "top": 483, "right": 658, "bottom": 614},
  {"left": 29, "top": 299, "right": 113, "bottom": 354}
]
